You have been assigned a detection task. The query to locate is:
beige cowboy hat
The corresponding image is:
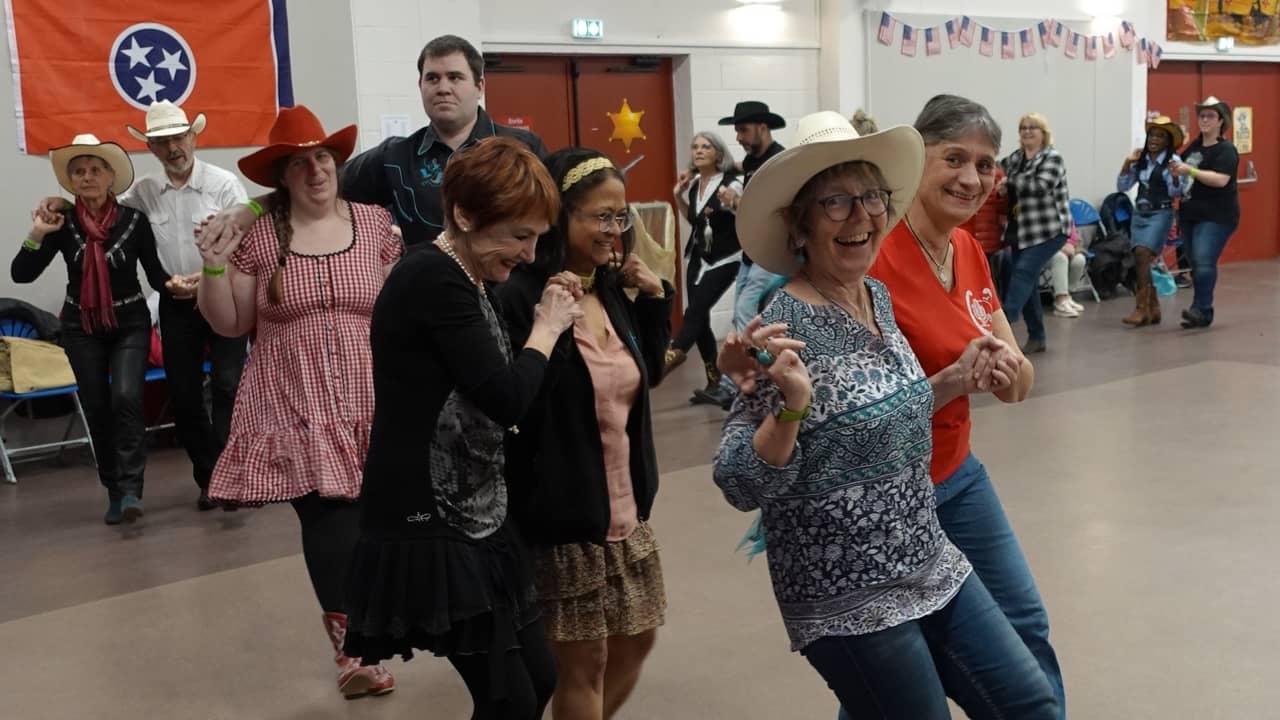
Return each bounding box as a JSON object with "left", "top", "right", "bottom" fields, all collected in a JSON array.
[
  {"left": 1195, "top": 96, "right": 1231, "bottom": 130},
  {"left": 49, "top": 134, "right": 134, "bottom": 195},
  {"left": 1145, "top": 115, "right": 1185, "bottom": 151},
  {"left": 737, "top": 111, "right": 925, "bottom": 276},
  {"left": 126, "top": 100, "right": 207, "bottom": 141}
]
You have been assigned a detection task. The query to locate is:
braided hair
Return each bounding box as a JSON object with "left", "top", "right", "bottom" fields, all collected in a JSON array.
[{"left": 266, "top": 186, "right": 292, "bottom": 305}]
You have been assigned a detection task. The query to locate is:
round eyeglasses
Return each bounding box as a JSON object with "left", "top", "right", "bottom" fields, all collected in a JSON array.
[
  {"left": 816, "top": 190, "right": 891, "bottom": 222},
  {"left": 579, "top": 209, "right": 634, "bottom": 233}
]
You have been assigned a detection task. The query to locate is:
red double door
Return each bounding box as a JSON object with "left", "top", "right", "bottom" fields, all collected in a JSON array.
[{"left": 1149, "top": 61, "right": 1280, "bottom": 262}]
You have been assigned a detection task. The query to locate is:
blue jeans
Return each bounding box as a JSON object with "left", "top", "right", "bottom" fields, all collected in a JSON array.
[
  {"left": 1181, "top": 219, "right": 1237, "bottom": 321},
  {"left": 1003, "top": 235, "right": 1067, "bottom": 344},
  {"left": 1130, "top": 208, "right": 1175, "bottom": 254},
  {"left": 838, "top": 454, "right": 1065, "bottom": 720},
  {"left": 719, "top": 262, "right": 784, "bottom": 394},
  {"left": 812, "top": 576, "right": 1057, "bottom": 720}
]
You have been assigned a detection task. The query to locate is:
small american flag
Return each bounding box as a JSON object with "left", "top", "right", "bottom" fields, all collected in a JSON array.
[
  {"left": 1084, "top": 35, "right": 1098, "bottom": 61},
  {"left": 1150, "top": 43, "right": 1163, "bottom": 69},
  {"left": 978, "top": 26, "right": 994, "bottom": 56},
  {"left": 946, "top": 18, "right": 959, "bottom": 49},
  {"left": 960, "top": 17, "right": 975, "bottom": 47},
  {"left": 1102, "top": 33, "right": 1116, "bottom": 58},
  {"left": 1120, "top": 21, "right": 1136, "bottom": 49},
  {"left": 1064, "top": 32, "right": 1079, "bottom": 59},
  {"left": 1136, "top": 38, "right": 1149, "bottom": 66},
  {"left": 901, "top": 25, "right": 918, "bottom": 57},
  {"left": 1052, "top": 21, "right": 1065, "bottom": 48},
  {"left": 925, "top": 27, "right": 942, "bottom": 56},
  {"left": 1001, "top": 32, "right": 1015, "bottom": 59},
  {"left": 877, "top": 12, "right": 897, "bottom": 46},
  {"left": 1037, "top": 22, "right": 1050, "bottom": 49},
  {"left": 1021, "top": 29, "right": 1036, "bottom": 57}
]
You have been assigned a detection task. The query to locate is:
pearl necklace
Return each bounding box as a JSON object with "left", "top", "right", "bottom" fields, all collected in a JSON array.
[{"left": 434, "top": 234, "right": 482, "bottom": 288}]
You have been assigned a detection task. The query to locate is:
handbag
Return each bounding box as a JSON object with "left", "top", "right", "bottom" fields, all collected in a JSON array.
[{"left": 1151, "top": 265, "right": 1177, "bottom": 297}]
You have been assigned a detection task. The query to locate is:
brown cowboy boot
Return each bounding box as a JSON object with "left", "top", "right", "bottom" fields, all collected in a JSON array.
[
  {"left": 1123, "top": 248, "right": 1153, "bottom": 327},
  {"left": 1146, "top": 285, "right": 1162, "bottom": 325}
]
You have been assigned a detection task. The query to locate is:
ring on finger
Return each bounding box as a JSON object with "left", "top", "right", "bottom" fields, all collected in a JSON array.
[{"left": 747, "top": 346, "right": 775, "bottom": 367}]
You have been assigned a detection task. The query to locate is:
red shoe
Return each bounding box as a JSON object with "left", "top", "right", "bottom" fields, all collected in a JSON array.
[{"left": 322, "top": 612, "right": 395, "bottom": 699}]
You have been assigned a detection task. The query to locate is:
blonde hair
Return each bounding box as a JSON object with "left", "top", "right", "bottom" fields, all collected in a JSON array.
[
  {"left": 1019, "top": 112, "right": 1053, "bottom": 146},
  {"left": 851, "top": 109, "right": 879, "bottom": 136}
]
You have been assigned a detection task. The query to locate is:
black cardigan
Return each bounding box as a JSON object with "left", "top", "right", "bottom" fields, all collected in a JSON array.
[
  {"left": 495, "top": 266, "right": 673, "bottom": 547},
  {"left": 686, "top": 174, "right": 742, "bottom": 263},
  {"left": 12, "top": 207, "right": 167, "bottom": 324}
]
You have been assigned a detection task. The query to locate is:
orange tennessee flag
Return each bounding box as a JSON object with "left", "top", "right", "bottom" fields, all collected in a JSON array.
[{"left": 6, "top": 0, "right": 293, "bottom": 154}]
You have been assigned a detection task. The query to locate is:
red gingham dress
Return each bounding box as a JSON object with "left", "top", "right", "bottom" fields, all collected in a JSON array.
[{"left": 208, "top": 202, "right": 402, "bottom": 504}]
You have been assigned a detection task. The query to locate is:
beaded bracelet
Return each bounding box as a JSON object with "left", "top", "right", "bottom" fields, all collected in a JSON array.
[{"left": 202, "top": 265, "right": 227, "bottom": 277}]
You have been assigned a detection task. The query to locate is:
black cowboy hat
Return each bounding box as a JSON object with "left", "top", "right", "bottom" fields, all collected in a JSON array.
[{"left": 718, "top": 101, "right": 786, "bottom": 130}]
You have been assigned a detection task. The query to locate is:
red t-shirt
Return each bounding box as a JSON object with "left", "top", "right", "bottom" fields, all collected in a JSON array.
[{"left": 870, "top": 223, "right": 1000, "bottom": 484}]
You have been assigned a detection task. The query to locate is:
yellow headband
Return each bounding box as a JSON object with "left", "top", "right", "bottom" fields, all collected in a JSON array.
[{"left": 561, "top": 157, "right": 615, "bottom": 192}]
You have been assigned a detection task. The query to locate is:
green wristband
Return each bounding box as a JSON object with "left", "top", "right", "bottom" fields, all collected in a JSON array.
[
  {"left": 22, "top": 237, "right": 41, "bottom": 250},
  {"left": 246, "top": 199, "right": 265, "bottom": 218},
  {"left": 202, "top": 265, "right": 227, "bottom": 277}
]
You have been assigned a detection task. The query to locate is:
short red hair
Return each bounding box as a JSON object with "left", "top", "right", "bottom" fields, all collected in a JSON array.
[{"left": 442, "top": 137, "right": 559, "bottom": 232}]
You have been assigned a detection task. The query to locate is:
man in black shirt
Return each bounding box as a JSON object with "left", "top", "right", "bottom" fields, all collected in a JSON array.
[
  {"left": 341, "top": 35, "right": 547, "bottom": 246},
  {"left": 200, "top": 35, "right": 547, "bottom": 249},
  {"left": 695, "top": 101, "right": 786, "bottom": 407}
]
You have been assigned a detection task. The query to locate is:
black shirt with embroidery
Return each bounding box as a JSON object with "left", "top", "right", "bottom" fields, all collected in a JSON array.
[
  {"left": 12, "top": 207, "right": 167, "bottom": 324},
  {"left": 340, "top": 108, "right": 548, "bottom": 248},
  {"left": 739, "top": 141, "right": 785, "bottom": 265}
]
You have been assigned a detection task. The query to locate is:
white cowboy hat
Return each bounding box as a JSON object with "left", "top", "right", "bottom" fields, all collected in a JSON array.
[
  {"left": 737, "top": 111, "right": 924, "bottom": 276},
  {"left": 126, "top": 100, "right": 207, "bottom": 141},
  {"left": 49, "top": 134, "right": 134, "bottom": 195}
]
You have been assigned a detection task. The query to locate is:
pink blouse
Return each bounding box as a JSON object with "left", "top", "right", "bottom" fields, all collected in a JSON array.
[{"left": 574, "top": 308, "right": 642, "bottom": 541}]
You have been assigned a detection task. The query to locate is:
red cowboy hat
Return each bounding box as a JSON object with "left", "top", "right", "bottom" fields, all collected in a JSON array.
[{"left": 238, "top": 105, "right": 358, "bottom": 187}]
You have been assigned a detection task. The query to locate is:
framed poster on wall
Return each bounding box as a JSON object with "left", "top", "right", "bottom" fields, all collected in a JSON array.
[{"left": 1235, "top": 106, "right": 1253, "bottom": 153}]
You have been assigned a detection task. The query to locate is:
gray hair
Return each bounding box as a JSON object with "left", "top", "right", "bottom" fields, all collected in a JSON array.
[
  {"left": 913, "top": 94, "right": 1002, "bottom": 153},
  {"left": 689, "top": 131, "right": 737, "bottom": 174}
]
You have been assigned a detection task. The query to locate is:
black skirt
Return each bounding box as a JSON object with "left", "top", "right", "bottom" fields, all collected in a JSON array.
[{"left": 343, "top": 520, "right": 540, "bottom": 667}]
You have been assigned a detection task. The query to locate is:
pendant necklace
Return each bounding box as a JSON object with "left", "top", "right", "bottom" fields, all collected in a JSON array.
[{"left": 906, "top": 217, "right": 952, "bottom": 285}]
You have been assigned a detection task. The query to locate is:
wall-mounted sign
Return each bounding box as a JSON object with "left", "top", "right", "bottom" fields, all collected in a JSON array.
[
  {"left": 1234, "top": 106, "right": 1253, "bottom": 154},
  {"left": 572, "top": 18, "right": 604, "bottom": 40}
]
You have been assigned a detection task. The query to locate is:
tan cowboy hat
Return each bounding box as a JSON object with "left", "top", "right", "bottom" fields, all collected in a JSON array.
[
  {"left": 737, "top": 111, "right": 924, "bottom": 276},
  {"left": 49, "top": 134, "right": 134, "bottom": 195},
  {"left": 1145, "top": 116, "right": 1184, "bottom": 150},
  {"left": 126, "top": 100, "right": 207, "bottom": 141},
  {"left": 238, "top": 105, "right": 357, "bottom": 187},
  {"left": 1195, "top": 96, "right": 1231, "bottom": 130}
]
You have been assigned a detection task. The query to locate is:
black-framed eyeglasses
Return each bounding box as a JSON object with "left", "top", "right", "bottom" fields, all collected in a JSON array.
[
  {"left": 578, "top": 208, "right": 634, "bottom": 233},
  {"left": 816, "top": 190, "right": 891, "bottom": 221}
]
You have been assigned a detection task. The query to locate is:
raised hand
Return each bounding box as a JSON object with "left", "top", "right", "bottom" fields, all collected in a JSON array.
[
  {"left": 197, "top": 223, "right": 245, "bottom": 270},
  {"left": 718, "top": 315, "right": 807, "bottom": 396},
  {"left": 618, "top": 252, "right": 662, "bottom": 296},
  {"left": 547, "top": 271, "right": 585, "bottom": 300},
  {"left": 29, "top": 206, "right": 64, "bottom": 239},
  {"left": 534, "top": 281, "right": 584, "bottom": 334}
]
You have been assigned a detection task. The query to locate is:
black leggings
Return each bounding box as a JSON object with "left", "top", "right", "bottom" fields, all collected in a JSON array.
[
  {"left": 290, "top": 493, "right": 361, "bottom": 614},
  {"left": 671, "top": 255, "right": 740, "bottom": 363},
  {"left": 447, "top": 618, "right": 557, "bottom": 720}
]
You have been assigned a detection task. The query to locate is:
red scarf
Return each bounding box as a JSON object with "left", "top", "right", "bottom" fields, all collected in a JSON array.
[{"left": 75, "top": 196, "right": 119, "bottom": 332}]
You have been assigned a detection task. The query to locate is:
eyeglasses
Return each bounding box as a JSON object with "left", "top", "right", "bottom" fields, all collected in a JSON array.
[
  {"left": 1018, "top": 125, "right": 1041, "bottom": 132},
  {"left": 578, "top": 208, "right": 634, "bottom": 233},
  {"left": 1198, "top": 112, "right": 1220, "bottom": 121},
  {"left": 816, "top": 190, "right": 891, "bottom": 221}
]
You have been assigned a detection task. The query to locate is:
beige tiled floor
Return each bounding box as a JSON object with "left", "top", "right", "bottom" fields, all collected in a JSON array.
[{"left": 3, "top": 262, "right": 1279, "bottom": 719}]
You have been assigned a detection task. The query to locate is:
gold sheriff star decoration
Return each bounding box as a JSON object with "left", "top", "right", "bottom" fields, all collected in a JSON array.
[{"left": 606, "top": 98, "right": 646, "bottom": 153}]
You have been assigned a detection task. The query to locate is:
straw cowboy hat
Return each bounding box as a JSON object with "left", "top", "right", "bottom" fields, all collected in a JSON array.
[
  {"left": 1145, "top": 115, "right": 1184, "bottom": 150},
  {"left": 736, "top": 111, "right": 924, "bottom": 276},
  {"left": 49, "top": 134, "right": 134, "bottom": 195},
  {"left": 237, "top": 105, "right": 357, "bottom": 187},
  {"left": 718, "top": 101, "right": 786, "bottom": 130},
  {"left": 126, "top": 100, "right": 207, "bottom": 141}
]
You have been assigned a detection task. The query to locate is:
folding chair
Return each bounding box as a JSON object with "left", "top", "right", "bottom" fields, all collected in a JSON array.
[{"left": 0, "top": 319, "right": 95, "bottom": 484}]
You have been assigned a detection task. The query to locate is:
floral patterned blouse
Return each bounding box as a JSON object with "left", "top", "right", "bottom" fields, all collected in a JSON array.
[{"left": 712, "top": 279, "right": 971, "bottom": 651}]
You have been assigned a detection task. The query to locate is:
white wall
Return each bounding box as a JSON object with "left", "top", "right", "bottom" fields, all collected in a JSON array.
[{"left": 0, "top": 0, "right": 359, "bottom": 314}]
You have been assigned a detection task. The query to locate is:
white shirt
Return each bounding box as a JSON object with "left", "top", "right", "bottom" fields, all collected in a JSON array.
[{"left": 120, "top": 159, "right": 248, "bottom": 276}]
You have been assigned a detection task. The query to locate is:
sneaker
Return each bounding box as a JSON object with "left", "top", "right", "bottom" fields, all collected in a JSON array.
[
  {"left": 121, "top": 495, "right": 144, "bottom": 523},
  {"left": 1068, "top": 298, "right": 1085, "bottom": 312},
  {"left": 1052, "top": 301, "right": 1079, "bottom": 318}
]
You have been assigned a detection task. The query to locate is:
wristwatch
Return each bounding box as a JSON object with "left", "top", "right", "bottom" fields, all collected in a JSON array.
[{"left": 776, "top": 403, "right": 812, "bottom": 423}]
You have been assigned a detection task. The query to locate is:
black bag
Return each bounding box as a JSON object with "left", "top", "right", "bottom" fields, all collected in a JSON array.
[{"left": 1086, "top": 228, "right": 1135, "bottom": 299}]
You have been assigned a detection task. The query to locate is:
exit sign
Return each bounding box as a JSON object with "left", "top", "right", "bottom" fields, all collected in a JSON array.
[{"left": 571, "top": 18, "right": 604, "bottom": 39}]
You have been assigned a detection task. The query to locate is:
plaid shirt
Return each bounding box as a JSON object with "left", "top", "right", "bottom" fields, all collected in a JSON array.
[{"left": 1001, "top": 147, "right": 1071, "bottom": 249}]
